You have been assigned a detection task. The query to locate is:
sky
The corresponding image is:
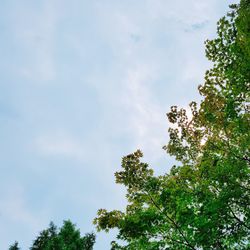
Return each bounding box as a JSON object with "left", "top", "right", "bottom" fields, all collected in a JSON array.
[{"left": 0, "top": 0, "right": 238, "bottom": 249}]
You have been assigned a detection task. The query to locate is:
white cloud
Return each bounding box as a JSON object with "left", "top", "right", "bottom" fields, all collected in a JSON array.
[
  {"left": 11, "top": 0, "right": 59, "bottom": 82},
  {"left": 0, "top": 186, "right": 45, "bottom": 229},
  {"left": 35, "top": 131, "right": 86, "bottom": 161},
  {"left": 77, "top": 0, "right": 220, "bottom": 163},
  {"left": 146, "top": 0, "right": 217, "bottom": 24},
  {"left": 120, "top": 64, "right": 168, "bottom": 161}
]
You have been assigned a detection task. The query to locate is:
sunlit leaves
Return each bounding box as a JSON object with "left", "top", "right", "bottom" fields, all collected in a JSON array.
[{"left": 95, "top": 1, "right": 250, "bottom": 249}]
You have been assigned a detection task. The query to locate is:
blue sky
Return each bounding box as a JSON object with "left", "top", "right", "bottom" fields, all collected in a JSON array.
[{"left": 0, "top": 1, "right": 238, "bottom": 249}]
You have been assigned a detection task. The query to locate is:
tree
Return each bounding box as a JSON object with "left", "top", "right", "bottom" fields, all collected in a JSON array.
[
  {"left": 30, "top": 220, "right": 96, "bottom": 250},
  {"left": 9, "top": 241, "right": 20, "bottom": 250},
  {"left": 9, "top": 220, "right": 95, "bottom": 250},
  {"left": 94, "top": 1, "right": 250, "bottom": 249}
]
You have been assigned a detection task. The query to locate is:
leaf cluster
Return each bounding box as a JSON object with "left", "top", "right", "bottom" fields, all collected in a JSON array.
[{"left": 94, "top": 1, "right": 250, "bottom": 249}]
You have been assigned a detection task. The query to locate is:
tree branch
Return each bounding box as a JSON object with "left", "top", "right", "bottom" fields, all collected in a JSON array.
[{"left": 147, "top": 193, "right": 196, "bottom": 250}]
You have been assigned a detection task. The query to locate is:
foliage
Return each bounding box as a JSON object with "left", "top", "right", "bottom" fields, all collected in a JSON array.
[
  {"left": 30, "top": 220, "right": 96, "bottom": 250},
  {"left": 94, "top": 1, "right": 250, "bottom": 249},
  {"left": 9, "top": 241, "right": 20, "bottom": 250},
  {"left": 9, "top": 221, "right": 95, "bottom": 250}
]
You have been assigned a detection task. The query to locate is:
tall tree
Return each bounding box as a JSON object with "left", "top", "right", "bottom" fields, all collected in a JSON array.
[
  {"left": 9, "top": 221, "right": 96, "bottom": 250},
  {"left": 94, "top": 1, "right": 250, "bottom": 249},
  {"left": 31, "top": 220, "right": 96, "bottom": 250}
]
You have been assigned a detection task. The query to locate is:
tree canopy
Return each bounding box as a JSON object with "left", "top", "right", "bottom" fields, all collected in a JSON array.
[
  {"left": 9, "top": 221, "right": 95, "bottom": 250},
  {"left": 94, "top": 1, "right": 250, "bottom": 249},
  {"left": 9, "top": 242, "right": 20, "bottom": 250}
]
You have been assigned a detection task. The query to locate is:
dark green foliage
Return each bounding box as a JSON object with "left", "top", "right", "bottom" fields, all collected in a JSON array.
[
  {"left": 30, "top": 220, "right": 95, "bottom": 250},
  {"left": 9, "top": 221, "right": 95, "bottom": 250},
  {"left": 95, "top": 1, "right": 250, "bottom": 249},
  {"left": 9, "top": 241, "right": 20, "bottom": 250}
]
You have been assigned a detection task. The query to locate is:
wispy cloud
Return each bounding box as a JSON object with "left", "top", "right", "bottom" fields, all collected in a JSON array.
[
  {"left": 0, "top": 1, "right": 239, "bottom": 249},
  {"left": 10, "top": 1, "right": 59, "bottom": 82},
  {"left": 35, "top": 131, "right": 86, "bottom": 161},
  {"left": 0, "top": 188, "right": 42, "bottom": 227},
  {"left": 120, "top": 64, "right": 168, "bottom": 160},
  {"left": 0, "top": 185, "right": 47, "bottom": 249}
]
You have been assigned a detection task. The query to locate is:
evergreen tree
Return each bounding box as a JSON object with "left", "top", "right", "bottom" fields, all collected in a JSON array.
[
  {"left": 30, "top": 220, "right": 95, "bottom": 250},
  {"left": 9, "top": 241, "right": 20, "bottom": 250},
  {"left": 9, "top": 221, "right": 96, "bottom": 250}
]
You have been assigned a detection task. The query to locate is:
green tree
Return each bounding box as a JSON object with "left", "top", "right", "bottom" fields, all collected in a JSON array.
[
  {"left": 94, "top": 1, "right": 250, "bottom": 249},
  {"left": 10, "top": 221, "right": 95, "bottom": 250},
  {"left": 30, "top": 220, "right": 96, "bottom": 250},
  {"left": 9, "top": 241, "right": 20, "bottom": 250}
]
